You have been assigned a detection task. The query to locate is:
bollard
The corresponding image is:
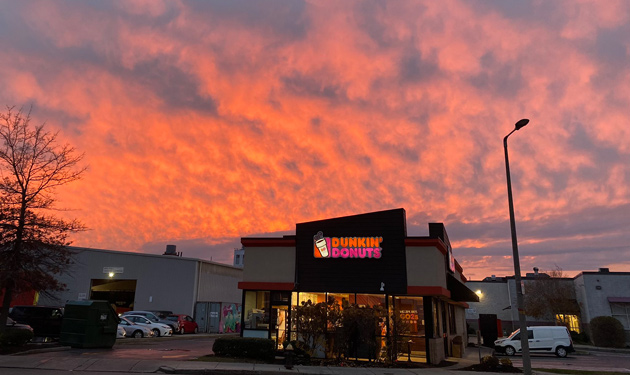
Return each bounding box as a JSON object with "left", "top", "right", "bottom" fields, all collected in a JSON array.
[
  {"left": 407, "top": 339, "right": 413, "bottom": 362},
  {"left": 285, "top": 343, "right": 294, "bottom": 369}
]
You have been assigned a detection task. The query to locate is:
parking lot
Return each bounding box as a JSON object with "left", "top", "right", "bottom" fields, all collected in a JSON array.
[{"left": 30, "top": 333, "right": 221, "bottom": 361}]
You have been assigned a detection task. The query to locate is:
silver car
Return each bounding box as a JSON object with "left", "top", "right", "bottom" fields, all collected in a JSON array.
[
  {"left": 121, "top": 310, "right": 177, "bottom": 331},
  {"left": 118, "top": 316, "right": 154, "bottom": 338},
  {"left": 124, "top": 315, "right": 172, "bottom": 337}
]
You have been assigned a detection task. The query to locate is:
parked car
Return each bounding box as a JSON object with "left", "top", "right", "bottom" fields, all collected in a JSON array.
[
  {"left": 148, "top": 310, "right": 173, "bottom": 320},
  {"left": 167, "top": 314, "right": 199, "bottom": 334},
  {"left": 124, "top": 315, "right": 172, "bottom": 337},
  {"left": 116, "top": 325, "right": 126, "bottom": 339},
  {"left": 118, "top": 317, "right": 154, "bottom": 338},
  {"left": 5, "top": 317, "right": 34, "bottom": 334},
  {"left": 494, "top": 326, "right": 575, "bottom": 358},
  {"left": 121, "top": 310, "right": 177, "bottom": 331},
  {"left": 9, "top": 305, "right": 63, "bottom": 338}
]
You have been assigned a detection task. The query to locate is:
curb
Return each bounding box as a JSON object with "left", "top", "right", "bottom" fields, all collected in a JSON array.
[
  {"left": 10, "top": 345, "right": 71, "bottom": 356},
  {"left": 158, "top": 367, "right": 268, "bottom": 375}
]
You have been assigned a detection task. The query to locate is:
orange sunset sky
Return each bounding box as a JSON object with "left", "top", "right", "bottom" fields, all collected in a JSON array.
[{"left": 1, "top": 0, "right": 629, "bottom": 281}]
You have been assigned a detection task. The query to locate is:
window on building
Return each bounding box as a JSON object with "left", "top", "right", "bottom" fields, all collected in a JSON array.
[
  {"left": 356, "top": 294, "right": 385, "bottom": 308},
  {"left": 555, "top": 314, "right": 581, "bottom": 333},
  {"left": 610, "top": 303, "right": 630, "bottom": 330},
  {"left": 394, "top": 297, "right": 425, "bottom": 337},
  {"left": 448, "top": 304, "right": 457, "bottom": 334},
  {"left": 243, "top": 291, "right": 269, "bottom": 330}
]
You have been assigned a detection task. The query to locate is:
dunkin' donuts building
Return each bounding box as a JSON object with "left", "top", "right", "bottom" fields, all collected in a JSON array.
[{"left": 238, "top": 209, "right": 478, "bottom": 363}]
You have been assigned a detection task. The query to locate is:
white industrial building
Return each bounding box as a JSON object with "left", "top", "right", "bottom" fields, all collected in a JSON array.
[
  {"left": 36, "top": 246, "right": 243, "bottom": 333},
  {"left": 465, "top": 268, "right": 630, "bottom": 344}
]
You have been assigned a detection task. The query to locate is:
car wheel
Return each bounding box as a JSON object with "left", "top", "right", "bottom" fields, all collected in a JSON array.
[
  {"left": 152, "top": 328, "right": 160, "bottom": 337},
  {"left": 133, "top": 330, "right": 143, "bottom": 338},
  {"left": 505, "top": 346, "right": 516, "bottom": 356},
  {"left": 193, "top": 327, "right": 198, "bottom": 334},
  {"left": 555, "top": 346, "right": 568, "bottom": 358}
]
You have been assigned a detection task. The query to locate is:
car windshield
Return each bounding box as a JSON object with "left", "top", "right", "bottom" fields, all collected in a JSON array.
[{"left": 507, "top": 329, "right": 520, "bottom": 339}]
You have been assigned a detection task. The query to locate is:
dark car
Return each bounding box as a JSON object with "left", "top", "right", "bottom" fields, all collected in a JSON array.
[
  {"left": 5, "top": 317, "right": 34, "bottom": 333},
  {"left": 9, "top": 305, "right": 63, "bottom": 338},
  {"left": 4, "top": 317, "right": 34, "bottom": 345},
  {"left": 167, "top": 314, "right": 199, "bottom": 334}
]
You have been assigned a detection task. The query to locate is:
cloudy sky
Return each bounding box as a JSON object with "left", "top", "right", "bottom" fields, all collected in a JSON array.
[{"left": 1, "top": 0, "right": 629, "bottom": 280}]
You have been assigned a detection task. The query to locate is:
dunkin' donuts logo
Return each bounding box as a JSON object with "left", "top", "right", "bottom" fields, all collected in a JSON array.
[{"left": 313, "top": 231, "right": 383, "bottom": 259}]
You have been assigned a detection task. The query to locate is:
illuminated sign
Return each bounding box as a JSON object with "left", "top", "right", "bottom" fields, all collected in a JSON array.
[{"left": 313, "top": 231, "right": 383, "bottom": 259}]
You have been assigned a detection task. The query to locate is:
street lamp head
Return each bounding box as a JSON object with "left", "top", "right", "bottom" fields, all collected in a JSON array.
[{"left": 515, "top": 119, "right": 529, "bottom": 130}]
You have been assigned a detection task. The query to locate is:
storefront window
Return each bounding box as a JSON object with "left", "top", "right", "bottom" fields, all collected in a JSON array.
[
  {"left": 395, "top": 297, "right": 425, "bottom": 337},
  {"left": 243, "top": 291, "right": 269, "bottom": 330},
  {"left": 298, "top": 292, "right": 326, "bottom": 305},
  {"left": 328, "top": 293, "right": 354, "bottom": 309},
  {"left": 356, "top": 294, "right": 385, "bottom": 308},
  {"left": 448, "top": 304, "right": 457, "bottom": 334},
  {"left": 432, "top": 299, "right": 439, "bottom": 338}
]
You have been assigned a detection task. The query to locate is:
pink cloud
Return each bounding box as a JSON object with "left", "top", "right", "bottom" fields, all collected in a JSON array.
[{"left": 1, "top": 1, "right": 629, "bottom": 278}]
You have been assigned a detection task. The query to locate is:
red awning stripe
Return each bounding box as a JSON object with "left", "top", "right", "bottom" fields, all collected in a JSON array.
[
  {"left": 407, "top": 286, "right": 451, "bottom": 298},
  {"left": 238, "top": 282, "right": 295, "bottom": 290}
]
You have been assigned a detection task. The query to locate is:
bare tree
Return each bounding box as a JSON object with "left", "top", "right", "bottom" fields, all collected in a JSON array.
[
  {"left": 0, "top": 106, "right": 86, "bottom": 332},
  {"left": 524, "top": 266, "right": 580, "bottom": 325}
]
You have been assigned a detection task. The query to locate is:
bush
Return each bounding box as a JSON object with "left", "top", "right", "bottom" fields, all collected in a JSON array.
[
  {"left": 570, "top": 330, "right": 590, "bottom": 344},
  {"left": 212, "top": 337, "right": 275, "bottom": 361},
  {"left": 500, "top": 357, "right": 513, "bottom": 367},
  {"left": 481, "top": 354, "right": 500, "bottom": 368},
  {"left": 590, "top": 316, "right": 626, "bottom": 348},
  {"left": 0, "top": 329, "right": 34, "bottom": 347}
]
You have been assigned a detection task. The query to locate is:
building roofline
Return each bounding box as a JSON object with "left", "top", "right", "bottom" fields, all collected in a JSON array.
[{"left": 67, "top": 246, "right": 242, "bottom": 270}]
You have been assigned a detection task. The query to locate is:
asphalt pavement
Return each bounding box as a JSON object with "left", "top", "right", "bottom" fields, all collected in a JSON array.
[
  {"left": 2, "top": 337, "right": 628, "bottom": 375},
  {"left": 0, "top": 343, "right": 525, "bottom": 375}
]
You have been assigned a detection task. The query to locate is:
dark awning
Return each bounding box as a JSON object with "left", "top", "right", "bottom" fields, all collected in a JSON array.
[
  {"left": 447, "top": 274, "right": 479, "bottom": 302},
  {"left": 608, "top": 297, "right": 630, "bottom": 303}
]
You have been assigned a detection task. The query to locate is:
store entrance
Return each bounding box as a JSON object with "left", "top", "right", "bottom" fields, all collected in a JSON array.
[
  {"left": 271, "top": 305, "right": 289, "bottom": 350},
  {"left": 90, "top": 279, "right": 137, "bottom": 314}
]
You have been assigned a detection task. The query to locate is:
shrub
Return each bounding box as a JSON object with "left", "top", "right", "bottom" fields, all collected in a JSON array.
[
  {"left": 590, "top": 316, "right": 626, "bottom": 348},
  {"left": 570, "top": 330, "right": 590, "bottom": 344},
  {"left": 481, "top": 354, "right": 499, "bottom": 368},
  {"left": 212, "top": 337, "right": 275, "bottom": 361},
  {"left": 500, "top": 357, "right": 513, "bottom": 367},
  {"left": 0, "top": 329, "right": 34, "bottom": 347}
]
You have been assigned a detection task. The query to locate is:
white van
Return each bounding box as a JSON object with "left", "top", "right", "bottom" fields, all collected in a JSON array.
[{"left": 494, "top": 326, "right": 575, "bottom": 357}]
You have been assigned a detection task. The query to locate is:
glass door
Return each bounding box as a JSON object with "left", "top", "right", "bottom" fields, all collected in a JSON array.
[{"left": 271, "top": 305, "right": 289, "bottom": 350}]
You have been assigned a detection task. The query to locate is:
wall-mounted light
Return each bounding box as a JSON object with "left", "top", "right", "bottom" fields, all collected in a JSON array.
[
  {"left": 475, "top": 290, "right": 483, "bottom": 297},
  {"left": 108, "top": 272, "right": 115, "bottom": 278}
]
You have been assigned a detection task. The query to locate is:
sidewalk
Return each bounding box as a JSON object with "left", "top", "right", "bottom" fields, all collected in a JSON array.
[
  {"left": 574, "top": 343, "right": 630, "bottom": 355},
  {"left": 0, "top": 345, "right": 534, "bottom": 375}
]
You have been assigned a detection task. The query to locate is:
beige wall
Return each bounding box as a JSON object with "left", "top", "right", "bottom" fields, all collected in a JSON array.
[
  {"left": 406, "top": 246, "right": 447, "bottom": 288},
  {"left": 243, "top": 246, "right": 296, "bottom": 283},
  {"left": 196, "top": 262, "right": 243, "bottom": 303}
]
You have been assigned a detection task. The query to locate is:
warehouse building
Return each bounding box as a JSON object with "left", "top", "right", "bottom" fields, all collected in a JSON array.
[{"left": 36, "top": 246, "right": 243, "bottom": 333}]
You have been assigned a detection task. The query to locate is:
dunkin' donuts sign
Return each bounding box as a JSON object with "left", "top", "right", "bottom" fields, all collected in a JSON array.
[{"left": 313, "top": 231, "right": 383, "bottom": 259}]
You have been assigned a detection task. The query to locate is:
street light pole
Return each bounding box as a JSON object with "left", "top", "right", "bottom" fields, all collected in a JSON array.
[{"left": 504, "top": 118, "right": 532, "bottom": 375}]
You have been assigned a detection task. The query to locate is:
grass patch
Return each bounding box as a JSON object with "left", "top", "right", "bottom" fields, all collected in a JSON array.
[{"left": 534, "top": 369, "right": 629, "bottom": 375}]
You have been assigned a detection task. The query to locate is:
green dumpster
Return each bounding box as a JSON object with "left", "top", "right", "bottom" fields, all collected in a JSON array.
[{"left": 60, "top": 300, "right": 120, "bottom": 348}]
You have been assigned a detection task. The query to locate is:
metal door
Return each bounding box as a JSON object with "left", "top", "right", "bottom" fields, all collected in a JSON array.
[
  {"left": 195, "top": 302, "right": 208, "bottom": 333},
  {"left": 208, "top": 303, "right": 221, "bottom": 333}
]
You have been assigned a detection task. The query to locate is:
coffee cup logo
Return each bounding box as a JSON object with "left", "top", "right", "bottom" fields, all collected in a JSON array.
[{"left": 314, "top": 231, "right": 329, "bottom": 257}]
